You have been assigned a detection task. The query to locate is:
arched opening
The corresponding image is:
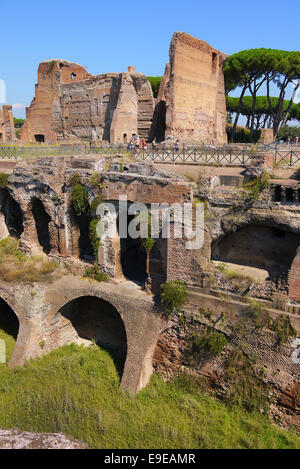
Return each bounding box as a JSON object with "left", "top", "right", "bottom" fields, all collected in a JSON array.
[
  {"left": 34, "top": 134, "right": 45, "bottom": 143},
  {"left": 58, "top": 296, "right": 127, "bottom": 375},
  {"left": 211, "top": 225, "right": 300, "bottom": 283},
  {"left": 118, "top": 213, "right": 147, "bottom": 284},
  {"left": 286, "top": 187, "right": 294, "bottom": 203},
  {"left": 274, "top": 185, "right": 282, "bottom": 202},
  {"left": 0, "top": 189, "right": 23, "bottom": 238},
  {"left": 148, "top": 100, "right": 166, "bottom": 143},
  {"left": 68, "top": 206, "right": 95, "bottom": 262},
  {"left": 0, "top": 297, "right": 19, "bottom": 362},
  {"left": 123, "top": 133, "right": 127, "bottom": 144},
  {"left": 31, "top": 198, "right": 51, "bottom": 254}
]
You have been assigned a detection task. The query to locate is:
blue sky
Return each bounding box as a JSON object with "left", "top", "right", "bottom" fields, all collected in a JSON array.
[{"left": 1, "top": 0, "right": 299, "bottom": 118}]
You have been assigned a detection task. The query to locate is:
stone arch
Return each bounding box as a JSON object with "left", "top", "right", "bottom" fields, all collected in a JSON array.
[
  {"left": 65, "top": 186, "right": 95, "bottom": 262},
  {"left": 0, "top": 189, "right": 23, "bottom": 239},
  {"left": 289, "top": 247, "right": 300, "bottom": 300},
  {"left": 31, "top": 197, "right": 52, "bottom": 254},
  {"left": 53, "top": 294, "right": 127, "bottom": 376},
  {"left": 0, "top": 296, "right": 20, "bottom": 363},
  {"left": 117, "top": 204, "right": 148, "bottom": 284},
  {"left": 211, "top": 223, "right": 300, "bottom": 283}
]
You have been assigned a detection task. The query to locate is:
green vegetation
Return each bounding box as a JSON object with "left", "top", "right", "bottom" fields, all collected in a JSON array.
[
  {"left": 277, "top": 125, "right": 300, "bottom": 142},
  {"left": 89, "top": 172, "right": 103, "bottom": 193},
  {"left": 226, "top": 124, "right": 260, "bottom": 143},
  {"left": 83, "top": 264, "right": 109, "bottom": 283},
  {"left": 0, "top": 173, "right": 9, "bottom": 189},
  {"left": 190, "top": 330, "right": 228, "bottom": 357},
  {"left": 224, "top": 48, "right": 300, "bottom": 141},
  {"left": 0, "top": 237, "right": 63, "bottom": 283},
  {"left": 70, "top": 172, "right": 104, "bottom": 260},
  {"left": 226, "top": 96, "right": 300, "bottom": 133},
  {"left": 270, "top": 314, "right": 297, "bottom": 346},
  {"left": 0, "top": 338, "right": 299, "bottom": 449},
  {"left": 13, "top": 118, "right": 25, "bottom": 129},
  {"left": 244, "top": 171, "right": 269, "bottom": 200},
  {"left": 160, "top": 280, "right": 188, "bottom": 317},
  {"left": 89, "top": 219, "right": 100, "bottom": 260},
  {"left": 224, "top": 348, "right": 270, "bottom": 413},
  {"left": 243, "top": 300, "right": 271, "bottom": 330},
  {"left": 70, "top": 173, "right": 89, "bottom": 216},
  {"left": 199, "top": 307, "right": 213, "bottom": 321},
  {"left": 147, "top": 76, "right": 162, "bottom": 98}
]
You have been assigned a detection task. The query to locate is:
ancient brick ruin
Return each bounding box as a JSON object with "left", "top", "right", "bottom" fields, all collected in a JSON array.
[
  {"left": 20, "top": 32, "right": 228, "bottom": 145},
  {"left": 150, "top": 32, "right": 228, "bottom": 144},
  {"left": 0, "top": 105, "right": 16, "bottom": 143},
  {"left": 1, "top": 30, "right": 300, "bottom": 430},
  {"left": 0, "top": 155, "right": 299, "bottom": 414},
  {"left": 20, "top": 60, "right": 155, "bottom": 144}
]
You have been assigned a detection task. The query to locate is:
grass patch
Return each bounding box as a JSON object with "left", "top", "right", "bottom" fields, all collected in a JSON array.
[
  {"left": 83, "top": 264, "right": 109, "bottom": 283},
  {"left": 0, "top": 237, "right": 64, "bottom": 283},
  {"left": 0, "top": 337, "right": 299, "bottom": 449},
  {"left": 243, "top": 171, "right": 269, "bottom": 201},
  {"left": 190, "top": 330, "right": 228, "bottom": 357},
  {"left": 270, "top": 315, "right": 297, "bottom": 346}
]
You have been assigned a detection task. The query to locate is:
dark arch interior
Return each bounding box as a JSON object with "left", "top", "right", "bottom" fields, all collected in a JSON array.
[
  {"left": 149, "top": 100, "right": 166, "bottom": 143},
  {"left": 211, "top": 224, "right": 300, "bottom": 280},
  {"left": 71, "top": 207, "right": 95, "bottom": 262},
  {"left": 58, "top": 296, "right": 127, "bottom": 375},
  {"left": 34, "top": 134, "right": 45, "bottom": 143},
  {"left": 31, "top": 198, "right": 51, "bottom": 254},
  {"left": 0, "top": 297, "right": 19, "bottom": 340},
  {"left": 118, "top": 213, "right": 147, "bottom": 284},
  {"left": 0, "top": 189, "right": 24, "bottom": 238}
]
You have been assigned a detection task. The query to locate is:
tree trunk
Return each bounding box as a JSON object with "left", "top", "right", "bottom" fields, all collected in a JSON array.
[{"left": 230, "top": 85, "right": 247, "bottom": 142}]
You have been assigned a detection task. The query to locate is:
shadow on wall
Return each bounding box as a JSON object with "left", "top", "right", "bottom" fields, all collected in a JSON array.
[
  {"left": 31, "top": 198, "right": 51, "bottom": 254},
  {"left": 0, "top": 297, "right": 19, "bottom": 340},
  {"left": 57, "top": 296, "right": 127, "bottom": 377},
  {"left": 0, "top": 189, "right": 24, "bottom": 238},
  {"left": 118, "top": 213, "right": 148, "bottom": 285},
  {"left": 148, "top": 101, "right": 166, "bottom": 143},
  {"left": 211, "top": 224, "right": 300, "bottom": 280}
]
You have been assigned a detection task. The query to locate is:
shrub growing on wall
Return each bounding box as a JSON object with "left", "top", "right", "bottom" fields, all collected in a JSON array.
[
  {"left": 70, "top": 173, "right": 89, "bottom": 216},
  {"left": 0, "top": 173, "right": 9, "bottom": 189},
  {"left": 190, "top": 330, "right": 228, "bottom": 357},
  {"left": 89, "top": 218, "right": 100, "bottom": 260},
  {"left": 160, "top": 280, "right": 188, "bottom": 317}
]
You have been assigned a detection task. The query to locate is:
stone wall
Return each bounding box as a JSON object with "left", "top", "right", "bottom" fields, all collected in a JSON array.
[
  {"left": 21, "top": 61, "right": 154, "bottom": 144},
  {"left": 0, "top": 105, "right": 16, "bottom": 142},
  {"left": 152, "top": 32, "right": 228, "bottom": 144}
]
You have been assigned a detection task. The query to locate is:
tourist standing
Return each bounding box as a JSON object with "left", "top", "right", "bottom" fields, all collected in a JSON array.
[
  {"left": 135, "top": 135, "right": 140, "bottom": 150},
  {"left": 175, "top": 139, "right": 179, "bottom": 151}
]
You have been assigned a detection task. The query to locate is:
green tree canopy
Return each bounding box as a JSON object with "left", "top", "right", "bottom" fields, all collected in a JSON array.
[
  {"left": 13, "top": 118, "right": 25, "bottom": 128},
  {"left": 223, "top": 48, "right": 300, "bottom": 141},
  {"left": 147, "top": 76, "right": 162, "bottom": 98},
  {"left": 226, "top": 95, "right": 300, "bottom": 130}
]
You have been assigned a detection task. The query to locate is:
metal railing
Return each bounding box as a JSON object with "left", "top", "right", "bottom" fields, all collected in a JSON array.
[
  {"left": 0, "top": 144, "right": 128, "bottom": 159},
  {"left": 1, "top": 143, "right": 300, "bottom": 167}
]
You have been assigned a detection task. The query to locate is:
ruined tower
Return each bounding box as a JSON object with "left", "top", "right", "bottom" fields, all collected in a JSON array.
[
  {"left": 0, "top": 105, "right": 16, "bottom": 142},
  {"left": 150, "top": 32, "right": 228, "bottom": 144}
]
